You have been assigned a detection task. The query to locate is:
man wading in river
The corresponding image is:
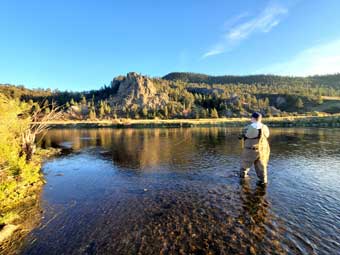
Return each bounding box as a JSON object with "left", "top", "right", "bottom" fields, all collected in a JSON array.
[{"left": 239, "top": 112, "right": 270, "bottom": 185}]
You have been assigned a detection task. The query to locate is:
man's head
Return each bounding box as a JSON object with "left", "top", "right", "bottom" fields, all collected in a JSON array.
[{"left": 251, "top": 112, "right": 262, "bottom": 123}]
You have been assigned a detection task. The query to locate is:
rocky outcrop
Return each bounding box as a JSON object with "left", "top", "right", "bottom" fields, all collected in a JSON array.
[
  {"left": 186, "top": 87, "right": 224, "bottom": 95},
  {"left": 269, "top": 106, "right": 282, "bottom": 116},
  {"left": 110, "top": 72, "right": 169, "bottom": 110},
  {"left": 65, "top": 105, "right": 89, "bottom": 120},
  {"left": 275, "top": 96, "right": 287, "bottom": 107}
]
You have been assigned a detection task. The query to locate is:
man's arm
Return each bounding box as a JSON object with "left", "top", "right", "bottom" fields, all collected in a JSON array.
[{"left": 238, "top": 125, "right": 249, "bottom": 139}]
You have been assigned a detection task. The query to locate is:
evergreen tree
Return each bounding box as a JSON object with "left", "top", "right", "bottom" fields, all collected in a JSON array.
[
  {"left": 200, "top": 108, "right": 208, "bottom": 118},
  {"left": 130, "top": 104, "right": 139, "bottom": 118},
  {"left": 210, "top": 108, "right": 219, "bottom": 118},
  {"left": 112, "top": 108, "right": 117, "bottom": 119},
  {"left": 81, "top": 95, "right": 87, "bottom": 105},
  {"left": 192, "top": 106, "right": 200, "bottom": 119},
  {"left": 296, "top": 97, "right": 304, "bottom": 109},
  {"left": 89, "top": 109, "right": 96, "bottom": 120},
  {"left": 163, "top": 106, "right": 169, "bottom": 119},
  {"left": 142, "top": 106, "right": 148, "bottom": 118},
  {"left": 264, "top": 97, "right": 270, "bottom": 107},
  {"left": 99, "top": 103, "right": 105, "bottom": 119}
]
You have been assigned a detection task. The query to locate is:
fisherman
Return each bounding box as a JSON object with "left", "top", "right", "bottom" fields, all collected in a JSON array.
[{"left": 239, "top": 112, "right": 270, "bottom": 184}]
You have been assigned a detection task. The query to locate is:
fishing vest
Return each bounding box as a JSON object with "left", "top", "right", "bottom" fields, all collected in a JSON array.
[{"left": 244, "top": 126, "right": 267, "bottom": 150}]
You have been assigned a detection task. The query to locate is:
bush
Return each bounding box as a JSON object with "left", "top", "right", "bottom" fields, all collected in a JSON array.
[{"left": 0, "top": 93, "right": 43, "bottom": 225}]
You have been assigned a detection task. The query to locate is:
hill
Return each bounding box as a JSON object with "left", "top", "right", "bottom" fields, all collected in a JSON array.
[
  {"left": 0, "top": 84, "right": 52, "bottom": 99},
  {"left": 1, "top": 72, "right": 340, "bottom": 120},
  {"left": 309, "top": 74, "right": 340, "bottom": 88},
  {"left": 163, "top": 72, "right": 340, "bottom": 88}
]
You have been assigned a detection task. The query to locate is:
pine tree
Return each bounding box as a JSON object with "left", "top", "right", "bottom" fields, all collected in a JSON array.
[
  {"left": 192, "top": 107, "right": 200, "bottom": 119},
  {"left": 130, "top": 104, "right": 139, "bottom": 118},
  {"left": 81, "top": 96, "right": 87, "bottom": 105},
  {"left": 210, "top": 108, "right": 219, "bottom": 118},
  {"left": 142, "top": 106, "right": 148, "bottom": 118},
  {"left": 89, "top": 109, "right": 96, "bottom": 120},
  {"left": 105, "top": 104, "right": 111, "bottom": 115},
  {"left": 296, "top": 97, "right": 304, "bottom": 109},
  {"left": 112, "top": 108, "right": 117, "bottom": 119},
  {"left": 200, "top": 108, "right": 208, "bottom": 118},
  {"left": 99, "top": 103, "right": 105, "bottom": 119},
  {"left": 264, "top": 97, "right": 270, "bottom": 107},
  {"left": 163, "top": 106, "right": 169, "bottom": 119}
]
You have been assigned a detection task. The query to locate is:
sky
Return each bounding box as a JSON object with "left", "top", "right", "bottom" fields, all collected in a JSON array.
[{"left": 1, "top": 0, "right": 340, "bottom": 90}]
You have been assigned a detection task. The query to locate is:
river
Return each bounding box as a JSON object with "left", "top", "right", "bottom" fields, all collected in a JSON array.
[{"left": 19, "top": 127, "right": 340, "bottom": 254}]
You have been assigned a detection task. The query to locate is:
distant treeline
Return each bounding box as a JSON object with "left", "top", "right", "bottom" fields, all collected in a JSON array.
[
  {"left": 163, "top": 72, "right": 340, "bottom": 89},
  {"left": 1, "top": 71, "right": 340, "bottom": 120}
]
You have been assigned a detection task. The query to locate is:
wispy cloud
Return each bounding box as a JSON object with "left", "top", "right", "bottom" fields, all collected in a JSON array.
[
  {"left": 223, "top": 12, "right": 249, "bottom": 30},
  {"left": 202, "top": 3, "right": 287, "bottom": 58},
  {"left": 227, "top": 5, "right": 286, "bottom": 41},
  {"left": 202, "top": 44, "right": 224, "bottom": 58},
  {"left": 257, "top": 39, "right": 340, "bottom": 76}
]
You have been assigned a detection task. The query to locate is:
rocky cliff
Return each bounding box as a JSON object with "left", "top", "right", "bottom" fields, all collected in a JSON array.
[{"left": 110, "top": 72, "right": 169, "bottom": 110}]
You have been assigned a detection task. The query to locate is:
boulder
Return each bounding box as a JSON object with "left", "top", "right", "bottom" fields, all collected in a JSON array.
[{"left": 269, "top": 106, "right": 281, "bottom": 116}]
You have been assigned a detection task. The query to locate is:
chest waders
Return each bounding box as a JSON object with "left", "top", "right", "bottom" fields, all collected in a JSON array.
[{"left": 240, "top": 127, "right": 270, "bottom": 184}]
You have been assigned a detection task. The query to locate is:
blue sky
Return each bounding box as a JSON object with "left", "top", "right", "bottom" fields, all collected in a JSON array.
[{"left": 1, "top": 0, "right": 340, "bottom": 90}]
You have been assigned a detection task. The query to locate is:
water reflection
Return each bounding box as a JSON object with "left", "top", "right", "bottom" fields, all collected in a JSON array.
[
  {"left": 40, "top": 128, "right": 241, "bottom": 171},
  {"left": 238, "top": 180, "right": 270, "bottom": 254},
  {"left": 40, "top": 128, "right": 340, "bottom": 168},
  {"left": 23, "top": 127, "right": 340, "bottom": 254},
  {"left": 240, "top": 180, "right": 268, "bottom": 228}
]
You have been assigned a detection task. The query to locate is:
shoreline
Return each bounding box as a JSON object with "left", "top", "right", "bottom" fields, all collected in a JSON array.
[
  {"left": 0, "top": 148, "right": 61, "bottom": 254},
  {"left": 40, "top": 115, "right": 340, "bottom": 128}
]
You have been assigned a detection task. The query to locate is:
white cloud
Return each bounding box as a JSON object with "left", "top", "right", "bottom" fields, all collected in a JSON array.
[
  {"left": 202, "top": 3, "right": 287, "bottom": 58},
  {"left": 227, "top": 5, "right": 286, "bottom": 41},
  {"left": 202, "top": 44, "right": 225, "bottom": 58},
  {"left": 258, "top": 39, "right": 340, "bottom": 76},
  {"left": 223, "top": 12, "right": 249, "bottom": 30}
]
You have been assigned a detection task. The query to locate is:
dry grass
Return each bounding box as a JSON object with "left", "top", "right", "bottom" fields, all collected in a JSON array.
[
  {"left": 321, "top": 96, "right": 340, "bottom": 100},
  {"left": 34, "top": 114, "right": 340, "bottom": 127}
]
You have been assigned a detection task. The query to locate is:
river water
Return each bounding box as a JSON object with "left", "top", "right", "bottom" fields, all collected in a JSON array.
[{"left": 20, "top": 127, "right": 340, "bottom": 254}]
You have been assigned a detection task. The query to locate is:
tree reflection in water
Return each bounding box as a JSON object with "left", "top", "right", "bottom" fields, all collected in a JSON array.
[{"left": 28, "top": 127, "right": 340, "bottom": 254}]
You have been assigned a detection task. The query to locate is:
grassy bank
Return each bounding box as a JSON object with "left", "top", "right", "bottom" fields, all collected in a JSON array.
[
  {"left": 0, "top": 93, "right": 61, "bottom": 253},
  {"left": 40, "top": 114, "right": 340, "bottom": 128},
  {"left": 0, "top": 148, "right": 61, "bottom": 254}
]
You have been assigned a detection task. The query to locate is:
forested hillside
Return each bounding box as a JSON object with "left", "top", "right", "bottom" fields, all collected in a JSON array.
[
  {"left": 163, "top": 72, "right": 340, "bottom": 88},
  {"left": 1, "top": 72, "right": 340, "bottom": 120}
]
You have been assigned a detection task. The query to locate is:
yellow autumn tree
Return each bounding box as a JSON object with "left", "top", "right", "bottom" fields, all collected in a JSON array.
[{"left": 0, "top": 93, "right": 41, "bottom": 225}]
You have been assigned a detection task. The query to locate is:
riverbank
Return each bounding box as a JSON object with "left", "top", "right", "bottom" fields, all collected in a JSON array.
[
  {"left": 0, "top": 148, "right": 61, "bottom": 254},
  {"left": 41, "top": 114, "right": 340, "bottom": 128}
]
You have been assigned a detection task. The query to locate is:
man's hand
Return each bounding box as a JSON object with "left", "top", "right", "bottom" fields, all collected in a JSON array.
[
  {"left": 238, "top": 134, "right": 245, "bottom": 140},
  {"left": 239, "top": 125, "right": 249, "bottom": 140}
]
